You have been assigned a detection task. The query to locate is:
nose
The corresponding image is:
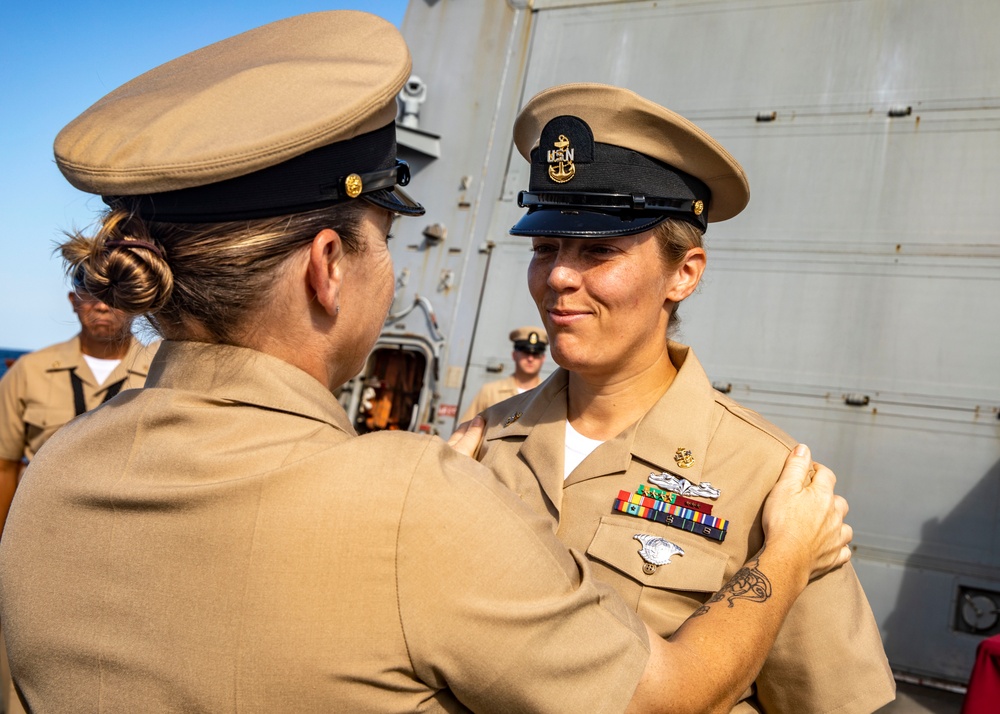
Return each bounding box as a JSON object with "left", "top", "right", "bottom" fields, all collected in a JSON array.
[{"left": 546, "top": 254, "right": 581, "bottom": 292}]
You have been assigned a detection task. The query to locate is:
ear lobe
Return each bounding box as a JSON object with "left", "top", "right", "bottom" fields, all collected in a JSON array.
[
  {"left": 308, "top": 228, "right": 346, "bottom": 317},
  {"left": 664, "top": 248, "right": 706, "bottom": 303}
]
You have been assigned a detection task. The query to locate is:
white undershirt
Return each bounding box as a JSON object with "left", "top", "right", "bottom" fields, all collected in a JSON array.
[
  {"left": 83, "top": 355, "right": 122, "bottom": 385},
  {"left": 564, "top": 420, "right": 605, "bottom": 479}
]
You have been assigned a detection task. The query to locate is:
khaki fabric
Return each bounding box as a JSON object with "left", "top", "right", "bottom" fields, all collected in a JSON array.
[
  {"left": 0, "top": 341, "right": 648, "bottom": 713},
  {"left": 479, "top": 342, "right": 896, "bottom": 714},
  {"left": 55, "top": 12, "right": 408, "bottom": 195},
  {"left": 0, "top": 336, "right": 157, "bottom": 462},
  {"left": 460, "top": 376, "right": 523, "bottom": 423}
]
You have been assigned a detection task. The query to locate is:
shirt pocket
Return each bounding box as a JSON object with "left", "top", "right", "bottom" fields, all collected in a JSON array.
[
  {"left": 586, "top": 516, "right": 730, "bottom": 593},
  {"left": 22, "top": 405, "right": 73, "bottom": 457}
]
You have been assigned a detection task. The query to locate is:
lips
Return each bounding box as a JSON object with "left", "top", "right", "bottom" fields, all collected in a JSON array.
[{"left": 546, "top": 307, "right": 590, "bottom": 327}]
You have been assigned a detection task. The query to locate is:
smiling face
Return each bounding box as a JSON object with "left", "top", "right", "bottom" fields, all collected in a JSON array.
[{"left": 527, "top": 229, "right": 703, "bottom": 382}]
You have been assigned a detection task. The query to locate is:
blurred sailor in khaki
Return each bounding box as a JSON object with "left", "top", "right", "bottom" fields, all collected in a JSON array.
[
  {"left": 461, "top": 326, "right": 547, "bottom": 421},
  {"left": 0, "top": 270, "right": 156, "bottom": 536},
  {"left": 475, "top": 83, "right": 895, "bottom": 713}
]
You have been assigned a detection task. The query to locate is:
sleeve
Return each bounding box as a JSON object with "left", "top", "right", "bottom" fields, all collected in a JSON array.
[
  {"left": 396, "top": 441, "right": 650, "bottom": 714},
  {"left": 754, "top": 561, "right": 896, "bottom": 713},
  {"left": 0, "top": 360, "right": 28, "bottom": 461}
]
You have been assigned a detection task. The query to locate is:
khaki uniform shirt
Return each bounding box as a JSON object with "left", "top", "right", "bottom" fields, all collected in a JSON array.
[
  {"left": 0, "top": 340, "right": 648, "bottom": 713},
  {"left": 461, "top": 375, "right": 522, "bottom": 422},
  {"left": 0, "top": 336, "right": 157, "bottom": 462},
  {"left": 478, "top": 343, "right": 895, "bottom": 714}
]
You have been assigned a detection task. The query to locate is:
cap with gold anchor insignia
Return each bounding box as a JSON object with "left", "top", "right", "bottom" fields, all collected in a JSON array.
[
  {"left": 509, "top": 326, "right": 548, "bottom": 355},
  {"left": 510, "top": 83, "right": 748, "bottom": 237},
  {"left": 54, "top": 11, "right": 424, "bottom": 223}
]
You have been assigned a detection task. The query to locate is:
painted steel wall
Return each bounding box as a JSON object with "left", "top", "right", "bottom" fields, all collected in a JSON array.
[{"left": 398, "top": 0, "right": 1000, "bottom": 682}]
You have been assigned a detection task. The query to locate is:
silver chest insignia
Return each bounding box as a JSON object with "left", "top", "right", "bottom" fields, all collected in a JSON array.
[
  {"left": 649, "top": 471, "right": 721, "bottom": 500},
  {"left": 634, "top": 533, "right": 684, "bottom": 575}
]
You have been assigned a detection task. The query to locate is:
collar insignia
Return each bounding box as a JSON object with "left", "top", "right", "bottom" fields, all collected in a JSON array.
[
  {"left": 503, "top": 411, "right": 523, "bottom": 428},
  {"left": 674, "top": 447, "right": 695, "bottom": 468}
]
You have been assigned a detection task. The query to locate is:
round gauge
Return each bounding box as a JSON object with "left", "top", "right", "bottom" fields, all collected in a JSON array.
[{"left": 962, "top": 594, "right": 999, "bottom": 632}]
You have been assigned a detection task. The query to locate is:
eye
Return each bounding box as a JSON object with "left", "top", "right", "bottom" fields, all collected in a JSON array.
[
  {"left": 585, "top": 243, "right": 618, "bottom": 257},
  {"left": 530, "top": 242, "right": 557, "bottom": 255}
]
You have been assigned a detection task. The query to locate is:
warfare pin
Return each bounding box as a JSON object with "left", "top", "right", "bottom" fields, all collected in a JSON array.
[{"left": 634, "top": 533, "right": 684, "bottom": 575}]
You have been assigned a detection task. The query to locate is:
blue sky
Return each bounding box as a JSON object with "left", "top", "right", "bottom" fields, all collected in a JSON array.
[{"left": 0, "top": 1, "right": 409, "bottom": 350}]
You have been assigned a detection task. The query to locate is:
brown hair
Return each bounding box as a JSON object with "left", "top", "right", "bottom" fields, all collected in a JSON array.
[
  {"left": 650, "top": 218, "right": 705, "bottom": 335},
  {"left": 60, "top": 202, "right": 370, "bottom": 345}
]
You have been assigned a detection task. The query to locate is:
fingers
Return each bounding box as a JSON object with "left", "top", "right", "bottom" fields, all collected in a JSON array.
[
  {"left": 839, "top": 545, "right": 853, "bottom": 567},
  {"left": 807, "top": 462, "right": 837, "bottom": 493},
  {"left": 446, "top": 416, "right": 484, "bottom": 458},
  {"left": 446, "top": 419, "right": 471, "bottom": 447},
  {"left": 777, "top": 444, "right": 813, "bottom": 488}
]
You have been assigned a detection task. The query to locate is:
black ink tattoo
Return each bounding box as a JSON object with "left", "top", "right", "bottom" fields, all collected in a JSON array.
[{"left": 690, "top": 551, "right": 772, "bottom": 618}]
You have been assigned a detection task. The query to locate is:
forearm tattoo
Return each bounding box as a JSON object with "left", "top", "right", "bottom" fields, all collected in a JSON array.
[{"left": 691, "top": 551, "right": 772, "bottom": 618}]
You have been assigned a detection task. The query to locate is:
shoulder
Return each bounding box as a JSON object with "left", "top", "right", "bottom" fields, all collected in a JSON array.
[
  {"left": 125, "top": 339, "right": 160, "bottom": 373},
  {"left": 712, "top": 390, "right": 797, "bottom": 452},
  {"left": 480, "top": 376, "right": 516, "bottom": 396},
  {"left": 1, "top": 338, "right": 77, "bottom": 384},
  {"left": 23, "top": 337, "right": 79, "bottom": 366}
]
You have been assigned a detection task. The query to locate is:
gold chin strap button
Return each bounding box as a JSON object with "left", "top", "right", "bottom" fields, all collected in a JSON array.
[
  {"left": 344, "top": 173, "right": 363, "bottom": 198},
  {"left": 692, "top": 200, "right": 704, "bottom": 216}
]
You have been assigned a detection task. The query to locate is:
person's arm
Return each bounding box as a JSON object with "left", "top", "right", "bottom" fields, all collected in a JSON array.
[
  {"left": 0, "top": 458, "right": 21, "bottom": 538},
  {"left": 626, "top": 445, "right": 851, "bottom": 714}
]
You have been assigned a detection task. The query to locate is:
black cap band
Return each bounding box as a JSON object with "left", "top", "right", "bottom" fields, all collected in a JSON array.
[{"left": 103, "top": 122, "right": 424, "bottom": 222}]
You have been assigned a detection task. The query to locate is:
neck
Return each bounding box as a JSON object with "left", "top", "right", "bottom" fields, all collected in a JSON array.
[
  {"left": 79, "top": 333, "right": 132, "bottom": 360},
  {"left": 566, "top": 345, "right": 677, "bottom": 441},
  {"left": 513, "top": 371, "right": 541, "bottom": 390}
]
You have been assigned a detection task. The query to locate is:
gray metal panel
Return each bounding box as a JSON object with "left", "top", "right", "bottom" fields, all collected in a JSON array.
[
  {"left": 397, "top": 1, "right": 538, "bottom": 421},
  {"left": 455, "top": 241, "right": 558, "bottom": 418}
]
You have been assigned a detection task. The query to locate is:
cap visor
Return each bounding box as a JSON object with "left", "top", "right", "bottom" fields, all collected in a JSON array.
[
  {"left": 509, "top": 209, "right": 665, "bottom": 238},
  {"left": 363, "top": 186, "right": 425, "bottom": 217}
]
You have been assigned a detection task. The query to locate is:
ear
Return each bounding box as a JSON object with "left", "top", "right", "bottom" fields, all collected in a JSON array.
[
  {"left": 68, "top": 292, "right": 81, "bottom": 312},
  {"left": 307, "top": 228, "right": 346, "bottom": 317},
  {"left": 664, "top": 247, "right": 707, "bottom": 303}
]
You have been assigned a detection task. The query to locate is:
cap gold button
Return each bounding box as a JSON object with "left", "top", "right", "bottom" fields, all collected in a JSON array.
[{"left": 344, "top": 173, "right": 363, "bottom": 198}]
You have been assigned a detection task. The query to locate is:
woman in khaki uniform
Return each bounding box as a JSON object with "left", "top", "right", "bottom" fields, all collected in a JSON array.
[
  {"left": 0, "top": 14, "right": 853, "bottom": 714},
  {"left": 476, "top": 84, "right": 896, "bottom": 713}
]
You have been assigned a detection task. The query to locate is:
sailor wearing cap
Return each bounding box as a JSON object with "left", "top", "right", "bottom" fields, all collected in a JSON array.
[
  {"left": 460, "top": 326, "right": 547, "bottom": 422},
  {"left": 476, "top": 83, "right": 895, "bottom": 713},
  {"left": 0, "top": 19, "right": 855, "bottom": 712}
]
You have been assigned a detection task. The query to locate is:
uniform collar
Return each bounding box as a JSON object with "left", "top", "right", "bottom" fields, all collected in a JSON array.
[
  {"left": 489, "top": 343, "right": 723, "bottom": 514},
  {"left": 487, "top": 368, "right": 569, "bottom": 514},
  {"left": 617, "top": 342, "right": 722, "bottom": 486},
  {"left": 44, "top": 335, "right": 153, "bottom": 390},
  {"left": 147, "top": 340, "right": 356, "bottom": 437}
]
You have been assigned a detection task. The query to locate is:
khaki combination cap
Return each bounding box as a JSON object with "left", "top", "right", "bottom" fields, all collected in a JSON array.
[
  {"left": 54, "top": 11, "right": 423, "bottom": 222},
  {"left": 510, "top": 83, "right": 748, "bottom": 237},
  {"left": 510, "top": 326, "right": 548, "bottom": 353}
]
